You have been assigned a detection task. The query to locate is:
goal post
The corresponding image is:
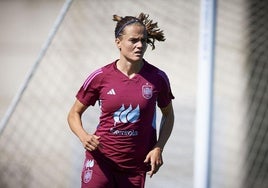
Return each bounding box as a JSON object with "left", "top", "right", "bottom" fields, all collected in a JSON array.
[{"left": 194, "top": 0, "right": 217, "bottom": 188}]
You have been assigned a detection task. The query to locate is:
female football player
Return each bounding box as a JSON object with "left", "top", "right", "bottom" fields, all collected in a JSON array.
[{"left": 68, "top": 12, "right": 174, "bottom": 188}]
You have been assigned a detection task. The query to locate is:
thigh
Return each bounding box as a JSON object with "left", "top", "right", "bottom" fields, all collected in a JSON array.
[
  {"left": 115, "top": 171, "right": 146, "bottom": 188},
  {"left": 81, "top": 152, "right": 115, "bottom": 188}
]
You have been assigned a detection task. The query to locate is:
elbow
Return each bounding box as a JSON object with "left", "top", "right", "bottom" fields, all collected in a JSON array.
[
  {"left": 67, "top": 110, "right": 73, "bottom": 127},
  {"left": 67, "top": 107, "right": 78, "bottom": 128}
]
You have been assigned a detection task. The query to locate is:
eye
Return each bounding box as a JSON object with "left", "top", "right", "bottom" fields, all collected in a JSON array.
[
  {"left": 129, "top": 38, "right": 147, "bottom": 44},
  {"left": 141, "top": 38, "right": 147, "bottom": 43},
  {"left": 130, "top": 38, "right": 139, "bottom": 43}
]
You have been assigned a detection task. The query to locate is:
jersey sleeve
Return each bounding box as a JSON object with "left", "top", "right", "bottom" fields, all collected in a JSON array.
[
  {"left": 157, "top": 70, "right": 175, "bottom": 108},
  {"left": 76, "top": 68, "right": 103, "bottom": 106}
]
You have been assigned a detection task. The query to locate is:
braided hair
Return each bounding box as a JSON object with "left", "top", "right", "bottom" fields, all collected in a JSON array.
[{"left": 113, "top": 13, "right": 165, "bottom": 50}]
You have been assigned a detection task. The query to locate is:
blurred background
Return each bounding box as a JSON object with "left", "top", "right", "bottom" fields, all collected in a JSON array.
[{"left": 0, "top": 0, "right": 267, "bottom": 188}]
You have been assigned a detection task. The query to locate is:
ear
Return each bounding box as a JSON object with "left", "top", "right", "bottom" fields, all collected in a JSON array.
[{"left": 115, "top": 38, "right": 121, "bottom": 50}]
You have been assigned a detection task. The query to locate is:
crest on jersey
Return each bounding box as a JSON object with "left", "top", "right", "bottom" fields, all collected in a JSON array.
[{"left": 142, "top": 83, "right": 153, "bottom": 99}]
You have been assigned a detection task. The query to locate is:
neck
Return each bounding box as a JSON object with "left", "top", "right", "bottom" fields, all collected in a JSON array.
[{"left": 116, "top": 59, "right": 144, "bottom": 78}]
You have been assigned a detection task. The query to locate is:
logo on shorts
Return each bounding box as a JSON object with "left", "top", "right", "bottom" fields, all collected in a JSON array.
[
  {"left": 142, "top": 83, "right": 153, "bottom": 99},
  {"left": 83, "top": 159, "right": 94, "bottom": 183},
  {"left": 83, "top": 169, "right": 93, "bottom": 183},
  {"left": 85, "top": 159, "right": 94, "bottom": 168}
]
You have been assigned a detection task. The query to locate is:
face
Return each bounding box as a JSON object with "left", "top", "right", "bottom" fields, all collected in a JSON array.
[{"left": 116, "top": 24, "right": 148, "bottom": 63}]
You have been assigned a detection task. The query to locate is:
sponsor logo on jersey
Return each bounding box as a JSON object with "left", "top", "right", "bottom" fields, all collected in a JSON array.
[
  {"left": 110, "top": 104, "right": 140, "bottom": 136},
  {"left": 142, "top": 83, "right": 153, "bottom": 99},
  {"left": 113, "top": 104, "right": 140, "bottom": 123},
  {"left": 110, "top": 128, "right": 138, "bottom": 136}
]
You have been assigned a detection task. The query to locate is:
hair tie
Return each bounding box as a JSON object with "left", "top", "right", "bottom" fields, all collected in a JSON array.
[{"left": 115, "top": 19, "right": 140, "bottom": 38}]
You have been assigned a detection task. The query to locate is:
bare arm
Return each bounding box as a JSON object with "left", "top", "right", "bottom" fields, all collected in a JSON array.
[
  {"left": 155, "top": 101, "right": 175, "bottom": 150},
  {"left": 67, "top": 99, "right": 101, "bottom": 151},
  {"left": 144, "top": 102, "right": 174, "bottom": 177}
]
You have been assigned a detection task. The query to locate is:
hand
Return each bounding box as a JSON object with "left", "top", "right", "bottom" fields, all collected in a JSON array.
[
  {"left": 81, "top": 134, "right": 101, "bottom": 151},
  {"left": 144, "top": 147, "right": 163, "bottom": 178}
]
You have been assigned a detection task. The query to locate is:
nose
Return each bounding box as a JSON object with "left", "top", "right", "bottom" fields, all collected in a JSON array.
[
  {"left": 137, "top": 39, "right": 147, "bottom": 50},
  {"left": 136, "top": 40, "right": 143, "bottom": 48}
]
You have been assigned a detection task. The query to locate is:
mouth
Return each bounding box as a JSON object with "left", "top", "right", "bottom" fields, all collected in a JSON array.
[{"left": 134, "top": 51, "right": 143, "bottom": 56}]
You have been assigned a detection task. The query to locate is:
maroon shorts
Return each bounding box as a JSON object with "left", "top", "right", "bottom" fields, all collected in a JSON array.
[{"left": 81, "top": 151, "right": 147, "bottom": 188}]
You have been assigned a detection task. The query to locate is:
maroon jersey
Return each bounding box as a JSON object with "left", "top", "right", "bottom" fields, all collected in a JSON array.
[{"left": 76, "top": 60, "right": 174, "bottom": 171}]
